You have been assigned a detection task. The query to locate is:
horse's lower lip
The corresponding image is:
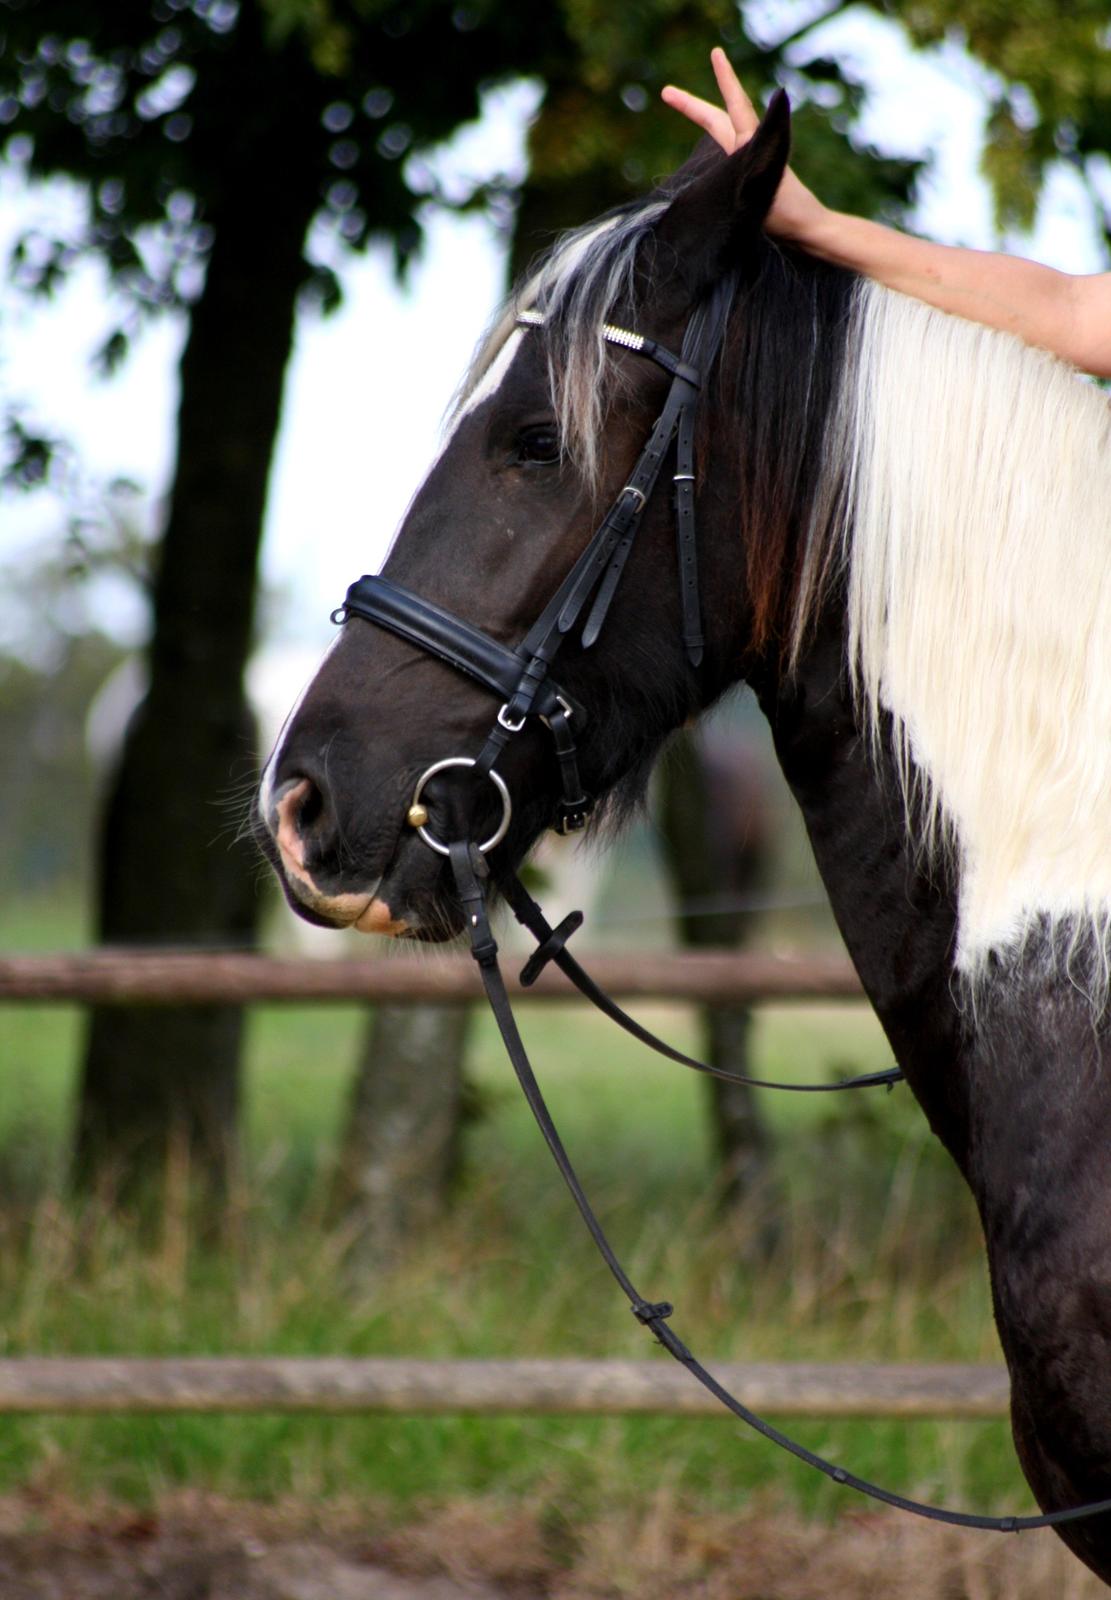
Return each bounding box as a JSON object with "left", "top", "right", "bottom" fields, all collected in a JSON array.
[
  {"left": 281, "top": 866, "right": 382, "bottom": 929},
  {"left": 279, "top": 825, "right": 459, "bottom": 939}
]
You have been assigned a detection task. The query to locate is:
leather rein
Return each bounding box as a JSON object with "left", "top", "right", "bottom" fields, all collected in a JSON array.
[{"left": 330, "top": 276, "right": 1111, "bottom": 1533}]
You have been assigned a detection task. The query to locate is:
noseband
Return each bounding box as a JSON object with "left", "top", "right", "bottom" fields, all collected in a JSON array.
[{"left": 328, "top": 279, "right": 1111, "bottom": 1534}]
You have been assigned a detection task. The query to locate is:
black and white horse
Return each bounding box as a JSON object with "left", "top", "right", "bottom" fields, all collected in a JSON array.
[{"left": 254, "top": 97, "right": 1111, "bottom": 1580}]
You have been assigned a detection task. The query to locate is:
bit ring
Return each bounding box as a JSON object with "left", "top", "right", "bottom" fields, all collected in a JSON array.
[{"left": 408, "top": 758, "right": 512, "bottom": 857}]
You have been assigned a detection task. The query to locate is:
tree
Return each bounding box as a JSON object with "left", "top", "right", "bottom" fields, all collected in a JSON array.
[
  {"left": 1, "top": 0, "right": 921, "bottom": 1210},
  {"left": 2, "top": 0, "right": 568, "bottom": 1204},
  {"left": 875, "top": 0, "right": 1111, "bottom": 242},
  {"left": 510, "top": 5, "right": 923, "bottom": 281},
  {"left": 331, "top": 1001, "right": 471, "bottom": 1267},
  {"left": 657, "top": 729, "right": 779, "bottom": 1237}
]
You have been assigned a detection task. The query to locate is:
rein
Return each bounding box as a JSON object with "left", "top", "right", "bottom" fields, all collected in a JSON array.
[{"left": 331, "top": 281, "right": 1111, "bottom": 1532}]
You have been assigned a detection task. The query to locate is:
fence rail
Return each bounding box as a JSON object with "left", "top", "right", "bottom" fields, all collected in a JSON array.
[
  {"left": 0, "top": 1358, "right": 1007, "bottom": 1418},
  {"left": 1, "top": 954, "right": 919, "bottom": 1424},
  {"left": 0, "top": 950, "right": 862, "bottom": 1006}
]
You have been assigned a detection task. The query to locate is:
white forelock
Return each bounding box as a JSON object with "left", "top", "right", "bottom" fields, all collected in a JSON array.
[{"left": 451, "top": 204, "right": 667, "bottom": 488}]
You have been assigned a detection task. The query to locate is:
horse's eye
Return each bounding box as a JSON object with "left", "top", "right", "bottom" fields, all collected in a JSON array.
[{"left": 515, "top": 425, "right": 561, "bottom": 465}]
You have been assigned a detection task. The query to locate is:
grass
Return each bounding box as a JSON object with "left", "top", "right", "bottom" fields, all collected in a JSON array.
[{"left": 0, "top": 889, "right": 1023, "bottom": 1527}]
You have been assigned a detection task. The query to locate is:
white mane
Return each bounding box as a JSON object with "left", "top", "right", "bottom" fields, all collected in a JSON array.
[{"left": 835, "top": 282, "right": 1111, "bottom": 1001}]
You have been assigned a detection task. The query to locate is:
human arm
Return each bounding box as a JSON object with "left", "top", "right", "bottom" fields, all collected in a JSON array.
[{"left": 662, "top": 48, "right": 1111, "bottom": 379}]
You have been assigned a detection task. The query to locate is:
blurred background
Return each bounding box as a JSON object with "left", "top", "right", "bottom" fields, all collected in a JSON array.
[{"left": 0, "top": 1, "right": 1108, "bottom": 1589}]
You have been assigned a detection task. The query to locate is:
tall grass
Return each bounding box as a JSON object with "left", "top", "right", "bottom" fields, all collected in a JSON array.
[{"left": 0, "top": 911, "right": 1021, "bottom": 1524}]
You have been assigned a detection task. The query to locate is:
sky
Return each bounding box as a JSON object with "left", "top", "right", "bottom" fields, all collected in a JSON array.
[{"left": 1, "top": 8, "right": 1106, "bottom": 664}]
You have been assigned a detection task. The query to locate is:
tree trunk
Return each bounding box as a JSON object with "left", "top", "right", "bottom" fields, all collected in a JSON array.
[
  {"left": 656, "top": 730, "right": 776, "bottom": 1221},
  {"left": 73, "top": 42, "right": 321, "bottom": 1207},
  {"left": 332, "top": 1004, "right": 471, "bottom": 1267},
  {"left": 700, "top": 1007, "right": 766, "bottom": 1208}
]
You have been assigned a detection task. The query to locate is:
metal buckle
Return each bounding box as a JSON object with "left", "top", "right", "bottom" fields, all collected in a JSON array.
[
  {"left": 620, "top": 484, "right": 647, "bottom": 511},
  {"left": 497, "top": 703, "right": 527, "bottom": 733},
  {"left": 409, "top": 758, "right": 512, "bottom": 858},
  {"left": 555, "top": 798, "right": 591, "bottom": 835},
  {"left": 540, "top": 695, "right": 574, "bottom": 729}
]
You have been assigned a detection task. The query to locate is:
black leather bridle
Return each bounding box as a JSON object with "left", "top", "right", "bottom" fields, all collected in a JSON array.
[
  {"left": 330, "top": 278, "right": 1111, "bottom": 1534},
  {"left": 337, "top": 276, "right": 742, "bottom": 843}
]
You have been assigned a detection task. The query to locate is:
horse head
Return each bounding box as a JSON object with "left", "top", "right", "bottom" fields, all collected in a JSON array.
[{"left": 254, "top": 98, "right": 801, "bottom": 938}]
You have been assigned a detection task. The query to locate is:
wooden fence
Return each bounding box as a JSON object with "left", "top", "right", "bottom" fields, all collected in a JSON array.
[
  {"left": 0, "top": 948, "right": 1008, "bottom": 1422},
  {"left": 0, "top": 1358, "right": 1008, "bottom": 1418},
  {"left": 0, "top": 949, "right": 862, "bottom": 1006}
]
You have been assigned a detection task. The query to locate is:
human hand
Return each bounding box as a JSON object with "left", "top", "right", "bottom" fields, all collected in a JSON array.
[
  {"left": 661, "top": 47, "right": 828, "bottom": 244},
  {"left": 661, "top": 46, "right": 759, "bottom": 154}
]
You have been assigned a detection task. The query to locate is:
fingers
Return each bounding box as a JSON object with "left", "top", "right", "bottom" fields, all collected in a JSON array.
[
  {"left": 662, "top": 50, "right": 764, "bottom": 156},
  {"left": 664, "top": 51, "right": 819, "bottom": 243},
  {"left": 660, "top": 84, "right": 737, "bottom": 153},
  {"left": 710, "top": 46, "right": 759, "bottom": 142}
]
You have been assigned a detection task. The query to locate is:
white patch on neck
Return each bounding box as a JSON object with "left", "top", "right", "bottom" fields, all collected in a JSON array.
[{"left": 839, "top": 282, "right": 1111, "bottom": 1001}]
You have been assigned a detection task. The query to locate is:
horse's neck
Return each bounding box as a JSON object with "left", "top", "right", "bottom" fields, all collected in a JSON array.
[
  {"left": 757, "top": 621, "right": 1111, "bottom": 1210},
  {"left": 754, "top": 622, "right": 970, "bottom": 1157}
]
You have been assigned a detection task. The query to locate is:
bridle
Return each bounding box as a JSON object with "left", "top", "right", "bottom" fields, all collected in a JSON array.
[
  {"left": 337, "top": 275, "right": 742, "bottom": 844},
  {"left": 330, "top": 276, "right": 1111, "bottom": 1534}
]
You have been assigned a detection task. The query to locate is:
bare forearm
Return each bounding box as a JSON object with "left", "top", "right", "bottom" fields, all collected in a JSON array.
[
  {"left": 801, "top": 210, "right": 1100, "bottom": 372},
  {"left": 662, "top": 51, "right": 1111, "bottom": 379}
]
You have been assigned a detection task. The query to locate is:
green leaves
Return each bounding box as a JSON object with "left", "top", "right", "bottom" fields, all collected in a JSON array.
[
  {"left": 877, "top": 0, "right": 1111, "bottom": 246},
  {"left": 513, "top": 6, "right": 921, "bottom": 280},
  {"left": 2, "top": 0, "right": 929, "bottom": 342}
]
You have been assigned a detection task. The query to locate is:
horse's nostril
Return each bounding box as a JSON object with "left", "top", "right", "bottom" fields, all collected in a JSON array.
[
  {"left": 273, "top": 776, "right": 324, "bottom": 875},
  {"left": 298, "top": 780, "right": 324, "bottom": 830}
]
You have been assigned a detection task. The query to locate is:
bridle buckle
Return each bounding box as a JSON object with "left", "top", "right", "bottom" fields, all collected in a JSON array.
[
  {"left": 540, "top": 695, "right": 574, "bottom": 729},
  {"left": 619, "top": 484, "right": 647, "bottom": 512},
  {"left": 554, "top": 797, "right": 591, "bottom": 835},
  {"left": 497, "top": 703, "right": 527, "bottom": 733}
]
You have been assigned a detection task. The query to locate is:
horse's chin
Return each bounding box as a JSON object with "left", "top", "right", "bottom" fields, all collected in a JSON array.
[
  {"left": 368, "top": 836, "right": 467, "bottom": 941},
  {"left": 278, "top": 874, "right": 380, "bottom": 932}
]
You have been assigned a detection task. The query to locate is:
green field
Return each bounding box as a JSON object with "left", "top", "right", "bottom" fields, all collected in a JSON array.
[{"left": 0, "top": 891, "right": 1019, "bottom": 1524}]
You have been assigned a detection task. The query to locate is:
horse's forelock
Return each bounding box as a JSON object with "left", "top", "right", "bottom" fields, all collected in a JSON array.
[{"left": 451, "top": 198, "right": 671, "bottom": 486}]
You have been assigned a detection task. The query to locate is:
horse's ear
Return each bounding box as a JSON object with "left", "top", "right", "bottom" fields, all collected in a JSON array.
[{"left": 653, "top": 89, "right": 791, "bottom": 296}]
